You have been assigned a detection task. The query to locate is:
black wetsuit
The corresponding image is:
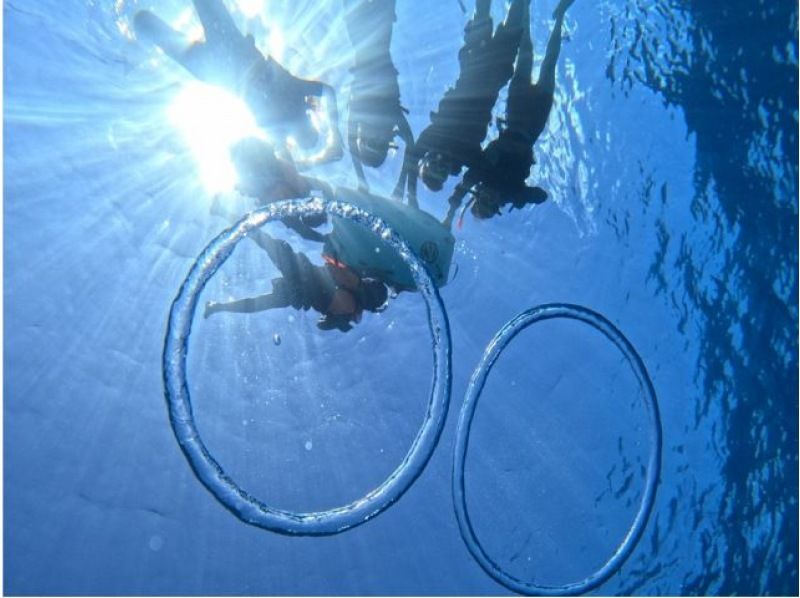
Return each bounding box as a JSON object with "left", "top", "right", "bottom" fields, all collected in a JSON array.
[
  {"left": 343, "top": 0, "right": 413, "bottom": 191},
  {"left": 445, "top": 0, "right": 570, "bottom": 222},
  {"left": 402, "top": 0, "right": 525, "bottom": 201}
]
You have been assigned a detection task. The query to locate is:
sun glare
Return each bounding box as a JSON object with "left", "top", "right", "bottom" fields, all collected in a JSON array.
[
  {"left": 167, "top": 81, "right": 263, "bottom": 194},
  {"left": 237, "top": 0, "right": 263, "bottom": 19}
]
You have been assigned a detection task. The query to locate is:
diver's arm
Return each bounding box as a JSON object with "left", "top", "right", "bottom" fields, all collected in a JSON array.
[
  {"left": 294, "top": 83, "right": 345, "bottom": 169},
  {"left": 405, "top": 161, "right": 419, "bottom": 209},
  {"left": 391, "top": 115, "right": 417, "bottom": 202},
  {"left": 442, "top": 177, "right": 473, "bottom": 229},
  {"left": 396, "top": 113, "right": 416, "bottom": 152},
  {"left": 392, "top": 162, "right": 408, "bottom": 202},
  {"left": 353, "top": 153, "right": 369, "bottom": 193},
  {"left": 349, "top": 124, "right": 370, "bottom": 192},
  {"left": 397, "top": 134, "right": 421, "bottom": 209},
  {"left": 316, "top": 83, "right": 345, "bottom": 164},
  {"left": 285, "top": 219, "right": 327, "bottom": 243}
]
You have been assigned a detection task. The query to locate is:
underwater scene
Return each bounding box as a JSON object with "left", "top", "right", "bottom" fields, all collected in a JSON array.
[{"left": 5, "top": 0, "right": 798, "bottom": 595}]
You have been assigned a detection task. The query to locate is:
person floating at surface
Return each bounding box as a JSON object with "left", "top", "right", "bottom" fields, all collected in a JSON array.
[
  {"left": 396, "top": 0, "right": 527, "bottom": 207},
  {"left": 343, "top": 0, "right": 415, "bottom": 196},
  {"left": 228, "top": 136, "right": 331, "bottom": 242},
  {"left": 134, "top": 0, "right": 344, "bottom": 166},
  {"left": 204, "top": 228, "right": 389, "bottom": 332},
  {"left": 443, "top": 0, "right": 575, "bottom": 227}
]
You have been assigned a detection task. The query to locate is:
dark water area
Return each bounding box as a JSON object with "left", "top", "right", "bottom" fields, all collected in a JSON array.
[
  {"left": 609, "top": 2, "right": 798, "bottom": 593},
  {"left": 5, "top": 0, "right": 798, "bottom": 595}
]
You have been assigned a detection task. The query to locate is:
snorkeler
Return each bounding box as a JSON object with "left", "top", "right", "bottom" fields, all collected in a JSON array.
[
  {"left": 204, "top": 228, "right": 389, "bottom": 332},
  {"left": 343, "top": 0, "right": 415, "bottom": 196},
  {"left": 443, "top": 0, "right": 575, "bottom": 226},
  {"left": 226, "top": 136, "right": 455, "bottom": 291},
  {"left": 134, "top": 0, "right": 344, "bottom": 166},
  {"left": 396, "top": 0, "right": 526, "bottom": 205},
  {"left": 228, "top": 136, "right": 331, "bottom": 243}
]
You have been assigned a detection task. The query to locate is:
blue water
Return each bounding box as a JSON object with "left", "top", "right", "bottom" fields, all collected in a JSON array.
[{"left": 5, "top": 0, "right": 798, "bottom": 595}]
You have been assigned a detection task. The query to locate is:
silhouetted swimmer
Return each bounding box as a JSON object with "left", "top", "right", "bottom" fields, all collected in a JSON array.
[
  {"left": 443, "top": 0, "right": 575, "bottom": 227},
  {"left": 228, "top": 136, "right": 330, "bottom": 242},
  {"left": 204, "top": 229, "right": 389, "bottom": 332},
  {"left": 134, "top": 0, "right": 344, "bottom": 166},
  {"left": 343, "top": 0, "right": 415, "bottom": 196},
  {"left": 396, "top": 0, "right": 526, "bottom": 206}
]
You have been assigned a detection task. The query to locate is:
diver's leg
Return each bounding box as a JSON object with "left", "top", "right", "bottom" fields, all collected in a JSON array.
[
  {"left": 537, "top": 0, "right": 573, "bottom": 93},
  {"left": 553, "top": 0, "right": 576, "bottom": 20},
  {"left": 191, "top": 0, "right": 242, "bottom": 42},
  {"left": 515, "top": 0, "right": 533, "bottom": 81},
  {"left": 500, "top": 0, "right": 526, "bottom": 33},
  {"left": 475, "top": 0, "right": 491, "bottom": 20},
  {"left": 134, "top": 11, "right": 194, "bottom": 62},
  {"left": 503, "top": 0, "right": 532, "bottom": 126},
  {"left": 204, "top": 291, "right": 292, "bottom": 318},
  {"left": 133, "top": 10, "right": 223, "bottom": 82}
]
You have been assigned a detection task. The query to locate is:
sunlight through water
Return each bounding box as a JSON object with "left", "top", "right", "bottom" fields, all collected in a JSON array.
[{"left": 166, "top": 81, "right": 264, "bottom": 193}]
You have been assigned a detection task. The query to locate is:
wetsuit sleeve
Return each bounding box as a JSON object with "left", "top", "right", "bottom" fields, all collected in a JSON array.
[
  {"left": 283, "top": 216, "right": 327, "bottom": 243},
  {"left": 443, "top": 172, "right": 476, "bottom": 227}
]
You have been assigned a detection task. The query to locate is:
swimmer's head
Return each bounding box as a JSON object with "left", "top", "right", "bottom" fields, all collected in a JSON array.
[
  {"left": 419, "top": 152, "right": 451, "bottom": 191},
  {"left": 356, "top": 123, "right": 393, "bottom": 168},
  {"left": 470, "top": 184, "right": 503, "bottom": 219}
]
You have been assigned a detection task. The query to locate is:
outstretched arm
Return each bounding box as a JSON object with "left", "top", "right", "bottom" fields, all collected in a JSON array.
[
  {"left": 391, "top": 114, "right": 417, "bottom": 203},
  {"left": 295, "top": 82, "right": 345, "bottom": 168},
  {"left": 349, "top": 122, "right": 370, "bottom": 192},
  {"left": 442, "top": 174, "right": 475, "bottom": 229}
]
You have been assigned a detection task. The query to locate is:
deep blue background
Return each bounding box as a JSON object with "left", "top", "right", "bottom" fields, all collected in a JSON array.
[{"left": 5, "top": 0, "right": 798, "bottom": 595}]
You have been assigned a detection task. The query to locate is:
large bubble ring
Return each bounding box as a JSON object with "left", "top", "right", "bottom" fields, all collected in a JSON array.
[
  {"left": 453, "top": 303, "right": 662, "bottom": 595},
  {"left": 163, "top": 198, "right": 451, "bottom": 535}
]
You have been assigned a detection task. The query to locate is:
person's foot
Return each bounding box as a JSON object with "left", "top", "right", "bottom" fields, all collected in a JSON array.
[
  {"left": 553, "top": 0, "right": 576, "bottom": 20},
  {"left": 204, "top": 301, "right": 218, "bottom": 319}
]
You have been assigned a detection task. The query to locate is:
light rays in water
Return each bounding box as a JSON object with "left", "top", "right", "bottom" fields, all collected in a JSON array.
[{"left": 166, "top": 81, "right": 263, "bottom": 194}]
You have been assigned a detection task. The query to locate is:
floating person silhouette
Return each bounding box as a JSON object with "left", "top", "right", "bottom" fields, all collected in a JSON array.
[
  {"left": 443, "top": 0, "right": 575, "bottom": 226},
  {"left": 396, "top": 0, "right": 527, "bottom": 206},
  {"left": 343, "top": 0, "right": 415, "bottom": 195},
  {"left": 226, "top": 136, "right": 331, "bottom": 242},
  {"left": 204, "top": 228, "right": 389, "bottom": 333},
  {"left": 229, "top": 136, "right": 457, "bottom": 291},
  {"left": 208, "top": 134, "right": 454, "bottom": 332},
  {"left": 134, "top": 0, "right": 344, "bottom": 166}
]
